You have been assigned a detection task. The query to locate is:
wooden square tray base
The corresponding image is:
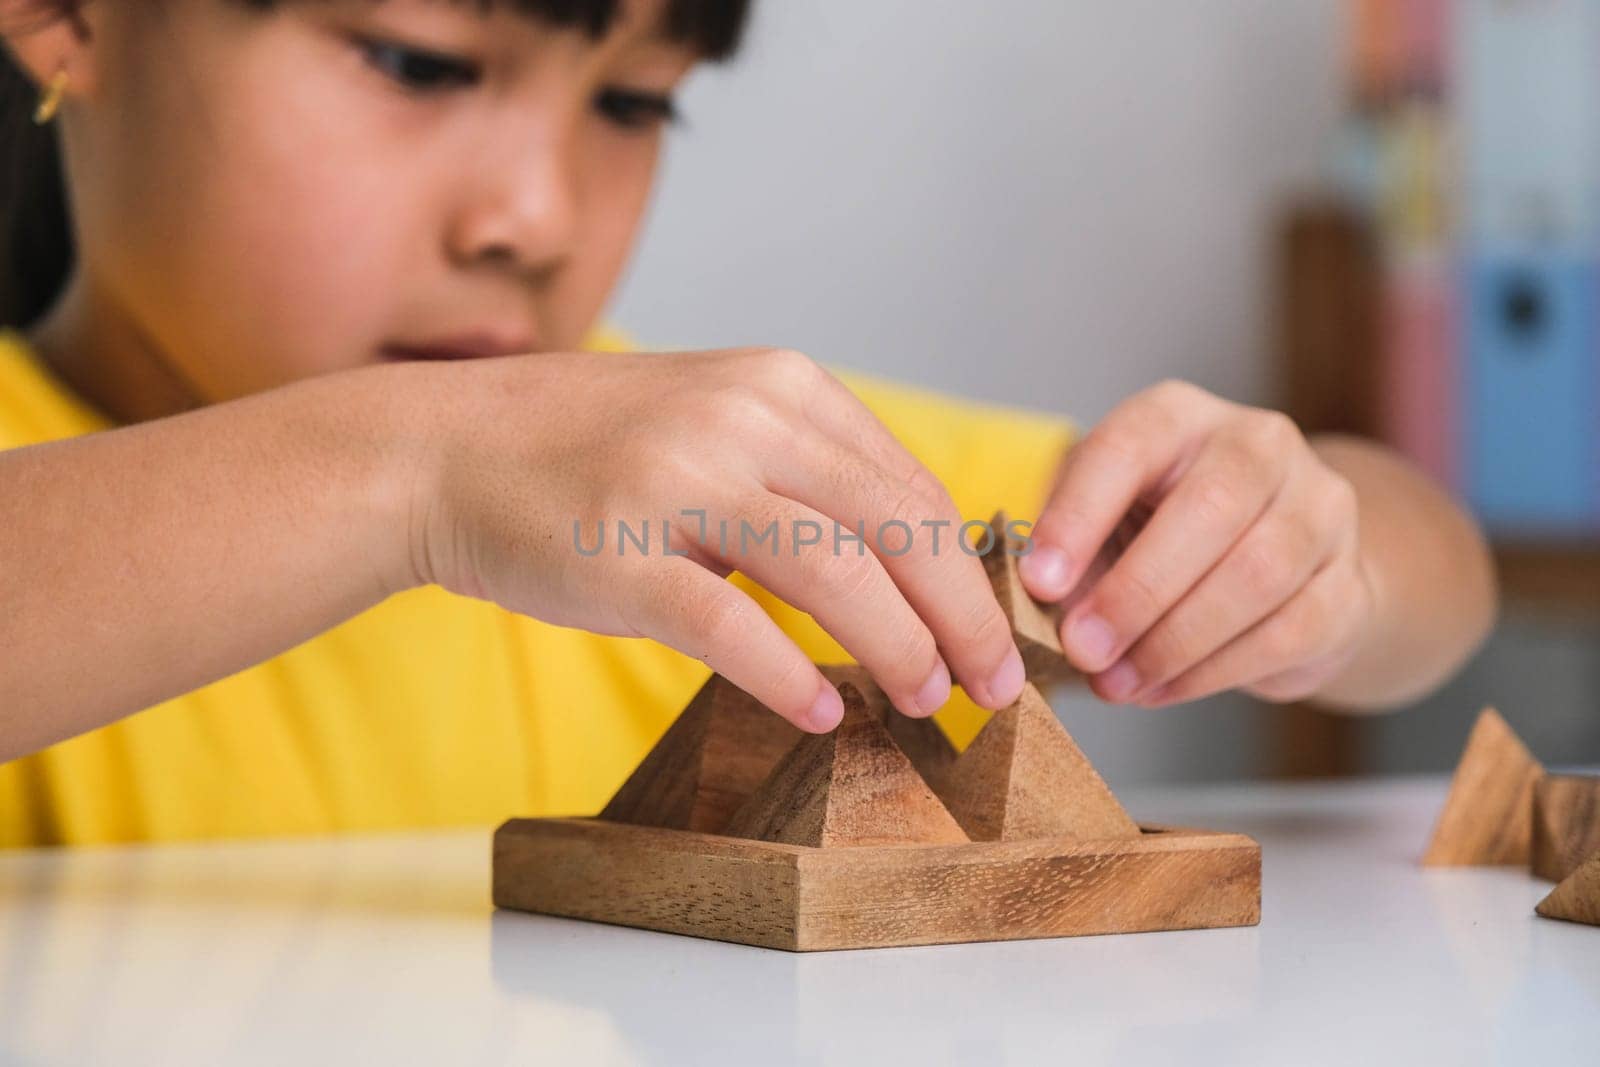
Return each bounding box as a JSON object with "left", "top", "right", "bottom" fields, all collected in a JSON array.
[{"left": 493, "top": 817, "right": 1262, "bottom": 952}]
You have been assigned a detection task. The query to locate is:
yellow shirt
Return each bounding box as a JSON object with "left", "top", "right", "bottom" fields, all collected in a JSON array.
[{"left": 0, "top": 326, "right": 1075, "bottom": 847}]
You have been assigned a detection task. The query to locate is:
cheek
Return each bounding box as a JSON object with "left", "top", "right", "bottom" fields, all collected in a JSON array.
[
  {"left": 194, "top": 141, "right": 414, "bottom": 386},
  {"left": 550, "top": 135, "right": 660, "bottom": 348},
  {"left": 88, "top": 32, "right": 419, "bottom": 400}
]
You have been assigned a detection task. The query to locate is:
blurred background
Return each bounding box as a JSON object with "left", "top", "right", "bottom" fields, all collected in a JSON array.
[{"left": 612, "top": 0, "right": 1600, "bottom": 784}]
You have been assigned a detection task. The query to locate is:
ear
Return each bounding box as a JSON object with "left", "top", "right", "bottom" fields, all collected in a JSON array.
[{"left": 1, "top": 1, "right": 100, "bottom": 104}]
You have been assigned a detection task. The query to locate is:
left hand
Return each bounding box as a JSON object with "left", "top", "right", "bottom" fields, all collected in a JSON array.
[{"left": 1019, "top": 380, "right": 1376, "bottom": 707}]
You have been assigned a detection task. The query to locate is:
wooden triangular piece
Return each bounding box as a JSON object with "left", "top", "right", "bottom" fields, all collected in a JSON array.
[
  {"left": 1421, "top": 707, "right": 1543, "bottom": 866},
  {"left": 819, "top": 662, "right": 959, "bottom": 791},
  {"left": 982, "top": 510, "right": 1077, "bottom": 683},
  {"left": 600, "top": 674, "right": 801, "bottom": 834},
  {"left": 722, "top": 683, "right": 968, "bottom": 847},
  {"left": 1535, "top": 852, "right": 1600, "bottom": 927},
  {"left": 1531, "top": 774, "right": 1600, "bottom": 882},
  {"left": 936, "top": 681, "right": 1140, "bottom": 842}
]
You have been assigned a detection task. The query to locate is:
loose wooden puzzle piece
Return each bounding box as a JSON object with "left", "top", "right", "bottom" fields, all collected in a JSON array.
[
  {"left": 1534, "top": 852, "right": 1600, "bottom": 927},
  {"left": 1531, "top": 774, "right": 1600, "bottom": 883},
  {"left": 981, "top": 510, "right": 1078, "bottom": 683},
  {"left": 496, "top": 654, "right": 1261, "bottom": 950},
  {"left": 1425, "top": 705, "right": 1600, "bottom": 929},
  {"left": 1421, "top": 707, "right": 1543, "bottom": 866},
  {"left": 935, "top": 681, "right": 1140, "bottom": 842},
  {"left": 722, "top": 683, "right": 968, "bottom": 847}
]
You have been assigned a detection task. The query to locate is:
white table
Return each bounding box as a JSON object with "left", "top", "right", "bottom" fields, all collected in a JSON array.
[{"left": 0, "top": 778, "right": 1595, "bottom": 1066}]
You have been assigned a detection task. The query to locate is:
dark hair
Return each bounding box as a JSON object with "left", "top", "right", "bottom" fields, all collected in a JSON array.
[{"left": 0, "top": 0, "right": 750, "bottom": 330}]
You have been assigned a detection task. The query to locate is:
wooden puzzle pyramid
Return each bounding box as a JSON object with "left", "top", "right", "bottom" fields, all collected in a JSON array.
[
  {"left": 1422, "top": 707, "right": 1600, "bottom": 928},
  {"left": 494, "top": 512, "right": 1262, "bottom": 950}
]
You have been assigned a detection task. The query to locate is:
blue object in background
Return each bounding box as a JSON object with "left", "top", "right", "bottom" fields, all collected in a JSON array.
[{"left": 1461, "top": 250, "right": 1599, "bottom": 536}]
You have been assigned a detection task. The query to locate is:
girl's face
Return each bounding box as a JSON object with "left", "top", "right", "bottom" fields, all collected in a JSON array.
[{"left": 40, "top": 0, "right": 700, "bottom": 411}]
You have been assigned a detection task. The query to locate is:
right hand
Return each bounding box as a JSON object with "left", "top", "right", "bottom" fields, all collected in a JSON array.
[{"left": 385, "top": 346, "right": 1027, "bottom": 732}]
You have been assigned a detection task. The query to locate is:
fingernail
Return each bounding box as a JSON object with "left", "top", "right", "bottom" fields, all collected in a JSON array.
[
  {"left": 913, "top": 660, "right": 951, "bottom": 717},
  {"left": 1099, "top": 660, "right": 1141, "bottom": 701},
  {"left": 984, "top": 646, "right": 1026, "bottom": 707},
  {"left": 1018, "top": 545, "right": 1070, "bottom": 596},
  {"left": 1068, "top": 614, "right": 1117, "bottom": 669},
  {"left": 807, "top": 683, "right": 844, "bottom": 732}
]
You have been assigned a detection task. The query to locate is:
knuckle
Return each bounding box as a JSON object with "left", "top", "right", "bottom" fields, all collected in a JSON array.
[
  {"left": 963, "top": 597, "right": 1014, "bottom": 658},
  {"left": 765, "top": 653, "right": 812, "bottom": 706},
  {"left": 708, "top": 381, "right": 782, "bottom": 437},
  {"left": 1104, "top": 561, "right": 1165, "bottom": 623},
  {"left": 1249, "top": 410, "right": 1300, "bottom": 457},
  {"left": 1237, "top": 526, "right": 1300, "bottom": 599},
  {"left": 694, "top": 588, "right": 754, "bottom": 653},
  {"left": 815, "top": 548, "right": 879, "bottom": 603},
  {"left": 1189, "top": 472, "right": 1244, "bottom": 526},
  {"left": 903, "top": 462, "right": 953, "bottom": 514},
  {"left": 757, "top": 347, "right": 822, "bottom": 389},
  {"left": 1322, "top": 473, "right": 1360, "bottom": 531},
  {"left": 881, "top": 476, "right": 945, "bottom": 536},
  {"left": 1258, "top": 611, "right": 1311, "bottom": 665},
  {"left": 885, "top": 623, "right": 939, "bottom": 681},
  {"left": 1148, "top": 378, "right": 1199, "bottom": 408},
  {"left": 1080, "top": 426, "right": 1146, "bottom": 475},
  {"left": 1128, "top": 618, "right": 1196, "bottom": 683}
]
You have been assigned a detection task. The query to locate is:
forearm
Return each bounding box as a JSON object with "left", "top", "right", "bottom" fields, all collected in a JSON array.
[
  {"left": 0, "top": 365, "right": 419, "bottom": 760},
  {"left": 1308, "top": 434, "right": 1498, "bottom": 712}
]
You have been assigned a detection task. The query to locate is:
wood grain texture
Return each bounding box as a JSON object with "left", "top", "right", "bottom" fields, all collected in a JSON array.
[
  {"left": 721, "top": 683, "right": 968, "bottom": 847},
  {"left": 935, "top": 682, "right": 1140, "bottom": 842},
  {"left": 493, "top": 817, "right": 1262, "bottom": 951},
  {"left": 818, "top": 663, "right": 959, "bottom": 789},
  {"left": 982, "top": 510, "right": 1078, "bottom": 683},
  {"left": 600, "top": 674, "right": 801, "bottom": 834},
  {"left": 1531, "top": 774, "right": 1600, "bottom": 882},
  {"left": 1534, "top": 852, "right": 1600, "bottom": 927},
  {"left": 1421, "top": 707, "right": 1543, "bottom": 866}
]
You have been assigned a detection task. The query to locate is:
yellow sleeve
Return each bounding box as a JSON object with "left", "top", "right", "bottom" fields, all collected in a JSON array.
[{"left": 733, "top": 364, "right": 1078, "bottom": 748}]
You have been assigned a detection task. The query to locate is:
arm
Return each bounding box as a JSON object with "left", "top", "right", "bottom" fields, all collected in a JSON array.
[
  {"left": 1304, "top": 433, "right": 1496, "bottom": 710},
  {"left": 1020, "top": 381, "right": 1497, "bottom": 714},
  {"left": 0, "top": 367, "right": 413, "bottom": 761},
  {"left": 2, "top": 346, "right": 1034, "bottom": 763}
]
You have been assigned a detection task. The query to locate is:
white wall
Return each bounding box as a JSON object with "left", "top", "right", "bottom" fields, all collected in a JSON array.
[
  {"left": 612, "top": 0, "right": 1345, "bottom": 421},
  {"left": 610, "top": 1, "right": 1359, "bottom": 784}
]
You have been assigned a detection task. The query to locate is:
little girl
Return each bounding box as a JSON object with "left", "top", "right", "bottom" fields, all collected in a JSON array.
[{"left": 0, "top": 0, "right": 1496, "bottom": 847}]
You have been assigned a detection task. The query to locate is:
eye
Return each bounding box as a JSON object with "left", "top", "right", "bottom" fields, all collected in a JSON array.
[
  {"left": 595, "top": 87, "right": 680, "bottom": 131},
  {"left": 355, "top": 35, "right": 481, "bottom": 93}
]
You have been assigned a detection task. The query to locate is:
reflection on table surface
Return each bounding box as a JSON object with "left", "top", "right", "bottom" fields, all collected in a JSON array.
[{"left": 0, "top": 779, "right": 1595, "bottom": 1066}]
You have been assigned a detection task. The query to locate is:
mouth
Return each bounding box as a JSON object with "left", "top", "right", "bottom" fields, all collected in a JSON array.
[{"left": 379, "top": 333, "right": 537, "bottom": 362}]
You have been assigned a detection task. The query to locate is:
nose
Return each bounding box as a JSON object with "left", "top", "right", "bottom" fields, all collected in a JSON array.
[{"left": 446, "top": 124, "right": 580, "bottom": 279}]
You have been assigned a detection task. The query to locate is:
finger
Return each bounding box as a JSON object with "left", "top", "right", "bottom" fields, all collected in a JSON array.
[
  {"left": 1020, "top": 380, "right": 1229, "bottom": 605},
  {"left": 1245, "top": 648, "right": 1358, "bottom": 704},
  {"left": 714, "top": 492, "right": 959, "bottom": 719},
  {"left": 1132, "top": 553, "right": 1363, "bottom": 708},
  {"left": 621, "top": 556, "right": 844, "bottom": 733},
  {"left": 787, "top": 357, "right": 933, "bottom": 486},
  {"left": 1111, "top": 465, "right": 1353, "bottom": 701},
  {"left": 1058, "top": 417, "right": 1295, "bottom": 676},
  {"left": 762, "top": 437, "right": 1024, "bottom": 712}
]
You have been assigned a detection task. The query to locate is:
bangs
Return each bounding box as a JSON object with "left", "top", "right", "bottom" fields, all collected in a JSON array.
[{"left": 234, "top": 0, "right": 751, "bottom": 61}]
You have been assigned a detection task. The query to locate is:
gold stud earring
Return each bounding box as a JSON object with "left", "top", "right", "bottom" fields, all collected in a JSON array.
[{"left": 32, "top": 68, "right": 70, "bottom": 125}]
